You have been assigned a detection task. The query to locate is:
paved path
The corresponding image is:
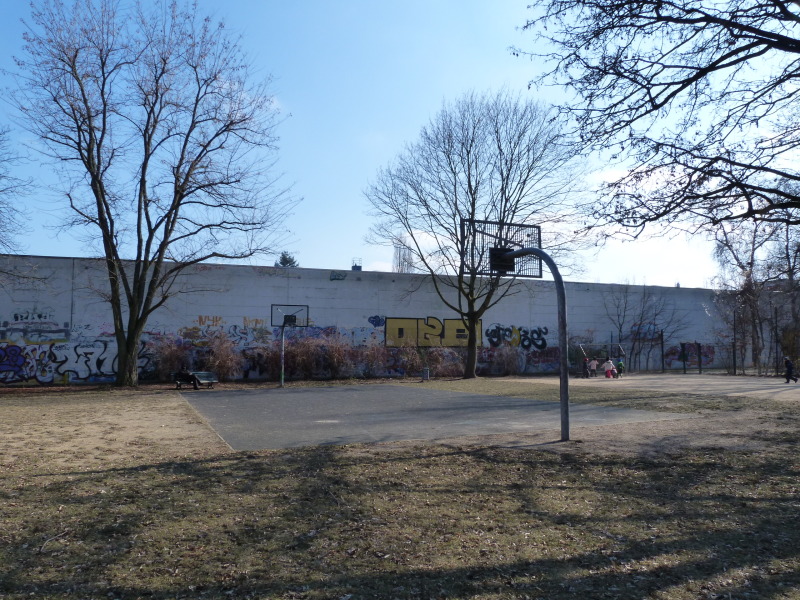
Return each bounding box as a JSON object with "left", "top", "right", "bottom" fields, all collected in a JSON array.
[{"left": 185, "top": 384, "right": 694, "bottom": 451}]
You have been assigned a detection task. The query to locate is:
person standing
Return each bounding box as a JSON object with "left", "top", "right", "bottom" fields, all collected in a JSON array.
[
  {"left": 588, "top": 357, "right": 598, "bottom": 377},
  {"left": 582, "top": 358, "right": 590, "bottom": 378},
  {"left": 784, "top": 356, "right": 798, "bottom": 383},
  {"left": 601, "top": 358, "right": 615, "bottom": 378},
  {"left": 616, "top": 359, "right": 625, "bottom": 378}
]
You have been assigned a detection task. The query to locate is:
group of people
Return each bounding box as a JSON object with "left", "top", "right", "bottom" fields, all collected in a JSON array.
[{"left": 582, "top": 357, "right": 625, "bottom": 379}]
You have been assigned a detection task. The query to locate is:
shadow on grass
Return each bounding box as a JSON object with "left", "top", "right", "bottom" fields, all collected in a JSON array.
[{"left": 2, "top": 443, "right": 800, "bottom": 599}]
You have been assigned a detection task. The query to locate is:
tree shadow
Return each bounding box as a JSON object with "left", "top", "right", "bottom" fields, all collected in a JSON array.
[{"left": 3, "top": 443, "right": 799, "bottom": 599}]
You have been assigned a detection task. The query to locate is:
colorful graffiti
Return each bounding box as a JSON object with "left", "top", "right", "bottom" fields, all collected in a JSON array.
[
  {"left": 0, "top": 339, "right": 132, "bottom": 384},
  {"left": 484, "top": 323, "right": 549, "bottom": 351},
  {"left": 477, "top": 346, "right": 561, "bottom": 375},
  {"left": 0, "top": 309, "right": 566, "bottom": 384},
  {"left": 384, "top": 317, "right": 479, "bottom": 347}
]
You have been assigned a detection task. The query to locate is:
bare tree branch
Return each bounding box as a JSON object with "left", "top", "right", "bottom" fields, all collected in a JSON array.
[
  {"left": 366, "top": 90, "right": 585, "bottom": 377},
  {"left": 0, "top": 128, "right": 29, "bottom": 254},
  {"left": 519, "top": 0, "right": 800, "bottom": 233},
  {"left": 12, "top": 0, "right": 295, "bottom": 385}
]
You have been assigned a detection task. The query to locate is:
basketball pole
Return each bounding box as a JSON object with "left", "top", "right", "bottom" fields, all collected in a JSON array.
[
  {"left": 280, "top": 325, "right": 286, "bottom": 388},
  {"left": 504, "top": 247, "right": 570, "bottom": 442}
]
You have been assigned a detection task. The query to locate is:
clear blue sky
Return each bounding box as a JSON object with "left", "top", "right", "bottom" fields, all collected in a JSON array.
[{"left": 0, "top": 0, "right": 719, "bottom": 288}]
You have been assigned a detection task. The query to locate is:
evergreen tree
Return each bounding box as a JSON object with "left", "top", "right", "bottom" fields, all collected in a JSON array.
[{"left": 275, "top": 251, "right": 299, "bottom": 268}]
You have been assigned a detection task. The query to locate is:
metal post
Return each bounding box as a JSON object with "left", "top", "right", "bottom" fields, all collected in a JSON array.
[
  {"left": 775, "top": 305, "right": 780, "bottom": 376},
  {"left": 732, "top": 310, "right": 737, "bottom": 375},
  {"left": 506, "top": 247, "right": 569, "bottom": 441},
  {"left": 697, "top": 341, "right": 702, "bottom": 374},
  {"left": 280, "top": 325, "right": 286, "bottom": 388}
]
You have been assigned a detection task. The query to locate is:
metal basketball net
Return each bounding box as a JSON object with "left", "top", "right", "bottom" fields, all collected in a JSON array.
[{"left": 460, "top": 218, "right": 543, "bottom": 278}]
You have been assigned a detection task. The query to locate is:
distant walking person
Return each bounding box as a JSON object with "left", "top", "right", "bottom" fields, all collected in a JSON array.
[
  {"left": 601, "top": 358, "right": 615, "bottom": 378},
  {"left": 588, "top": 357, "right": 598, "bottom": 378},
  {"left": 784, "top": 356, "right": 798, "bottom": 383},
  {"left": 582, "top": 358, "right": 590, "bottom": 379}
]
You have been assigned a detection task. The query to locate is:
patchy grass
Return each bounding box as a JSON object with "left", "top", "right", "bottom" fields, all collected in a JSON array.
[
  {"left": 395, "top": 376, "right": 779, "bottom": 413},
  {"left": 1, "top": 381, "right": 800, "bottom": 599}
]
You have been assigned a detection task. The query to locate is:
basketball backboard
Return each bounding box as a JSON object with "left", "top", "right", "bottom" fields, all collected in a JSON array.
[
  {"left": 460, "top": 218, "right": 542, "bottom": 278},
  {"left": 270, "top": 304, "right": 309, "bottom": 327}
]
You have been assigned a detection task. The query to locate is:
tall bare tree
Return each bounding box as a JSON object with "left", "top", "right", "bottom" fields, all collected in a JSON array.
[
  {"left": 764, "top": 213, "right": 800, "bottom": 359},
  {"left": 13, "top": 0, "right": 293, "bottom": 385},
  {"left": 366, "top": 90, "right": 584, "bottom": 378},
  {"left": 519, "top": 1, "right": 800, "bottom": 233},
  {"left": 0, "top": 128, "right": 27, "bottom": 255},
  {"left": 712, "top": 220, "right": 775, "bottom": 373},
  {"left": 602, "top": 283, "right": 689, "bottom": 371}
]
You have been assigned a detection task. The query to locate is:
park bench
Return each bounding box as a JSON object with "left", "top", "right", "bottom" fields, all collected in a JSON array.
[
  {"left": 172, "top": 370, "right": 218, "bottom": 390},
  {"left": 191, "top": 371, "right": 218, "bottom": 388}
]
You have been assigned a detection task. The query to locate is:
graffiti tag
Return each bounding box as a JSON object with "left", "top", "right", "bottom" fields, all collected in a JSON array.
[
  {"left": 484, "top": 324, "right": 548, "bottom": 351},
  {"left": 385, "top": 317, "right": 478, "bottom": 347}
]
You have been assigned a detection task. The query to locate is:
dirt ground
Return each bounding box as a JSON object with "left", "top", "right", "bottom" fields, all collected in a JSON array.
[
  {"left": 1, "top": 374, "right": 796, "bottom": 470},
  {"left": 493, "top": 374, "right": 800, "bottom": 456},
  {"left": 0, "top": 387, "right": 230, "bottom": 471}
]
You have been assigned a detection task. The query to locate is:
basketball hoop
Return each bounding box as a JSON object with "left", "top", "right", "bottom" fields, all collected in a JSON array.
[
  {"left": 271, "top": 304, "right": 310, "bottom": 387},
  {"left": 461, "top": 218, "right": 570, "bottom": 441},
  {"left": 460, "top": 218, "right": 543, "bottom": 278}
]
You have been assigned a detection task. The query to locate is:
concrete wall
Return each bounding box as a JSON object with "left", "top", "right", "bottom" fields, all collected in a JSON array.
[{"left": 0, "top": 255, "right": 721, "bottom": 384}]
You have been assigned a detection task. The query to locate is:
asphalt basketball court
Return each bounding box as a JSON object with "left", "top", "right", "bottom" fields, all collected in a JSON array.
[{"left": 179, "top": 373, "right": 791, "bottom": 451}]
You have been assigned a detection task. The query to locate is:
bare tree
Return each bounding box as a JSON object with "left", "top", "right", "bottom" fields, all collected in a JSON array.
[
  {"left": 0, "top": 128, "right": 27, "bottom": 255},
  {"left": 366, "top": 90, "right": 584, "bottom": 378},
  {"left": 519, "top": 1, "right": 800, "bottom": 233},
  {"left": 602, "top": 283, "right": 690, "bottom": 371},
  {"left": 712, "top": 220, "right": 775, "bottom": 374},
  {"left": 764, "top": 213, "right": 800, "bottom": 359},
  {"left": 603, "top": 283, "right": 635, "bottom": 354},
  {"left": 13, "top": 0, "right": 294, "bottom": 385}
]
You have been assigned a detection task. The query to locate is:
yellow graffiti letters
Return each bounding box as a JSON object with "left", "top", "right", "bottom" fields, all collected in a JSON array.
[
  {"left": 243, "top": 317, "right": 267, "bottom": 328},
  {"left": 197, "top": 315, "right": 224, "bottom": 327},
  {"left": 385, "top": 317, "right": 480, "bottom": 347}
]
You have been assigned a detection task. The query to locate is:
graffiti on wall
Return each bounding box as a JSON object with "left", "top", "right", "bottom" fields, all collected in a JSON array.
[
  {"left": 384, "top": 317, "right": 479, "bottom": 347},
  {"left": 477, "top": 346, "right": 561, "bottom": 375},
  {"left": 0, "top": 308, "right": 560, "bottom": 384},
  {"left": 484, "top": 323, "right": 549, "bottom": 351},
  {"left": 2, "top": 305, "right": 70, "bottom": 345},
  {"left": 0, "top": 338, "right": 133, "bottom": 384},
  {"left": 478, "top": 323, "right": 554, "bottom": 374}
]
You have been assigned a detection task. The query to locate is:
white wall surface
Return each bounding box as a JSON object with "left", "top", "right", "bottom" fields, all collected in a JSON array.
[{"left": 0, "top": 255, "right": 720, "bottom": 384}]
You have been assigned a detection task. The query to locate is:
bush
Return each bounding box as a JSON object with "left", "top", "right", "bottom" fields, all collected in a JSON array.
[
  {"left": 424, "top": 347, "right": 465, "bottom": 378},
  {"left": 148, "top": 334, "right": 193, "bottom": 381},
  {"left": 319, "top": 335, "right": 356, "bottom": 379},
  {"left": 493, "top": 346, "right": 521, "bottom": 376},
  {"left": 241, "top": 347, "right": 277, "bottom": 380},
  {"left": 356, "top": 344, "right": 389, "bottom": 378},
  {"left": 286, "top": 337, "right": 319, "bottom": 380},
  {"left": 387, "top": 343, "right": 424, "bottom": 377},
  {"left": 204, "top": 331, "right": 246, "bottom": 382}
]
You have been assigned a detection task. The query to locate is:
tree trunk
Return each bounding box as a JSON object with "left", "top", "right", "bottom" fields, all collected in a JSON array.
[
  {"left": 463, "top": 315, "right": 480, "bottom": 379},
  {"left": 749, "top": 308, "right": 763, "bottom": 375},
  {"left": 115, "top": 340, "right": 140, "bottom": 386},
  {"left": 115, "top": 318, "right": 145, "bottom": 387}
]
